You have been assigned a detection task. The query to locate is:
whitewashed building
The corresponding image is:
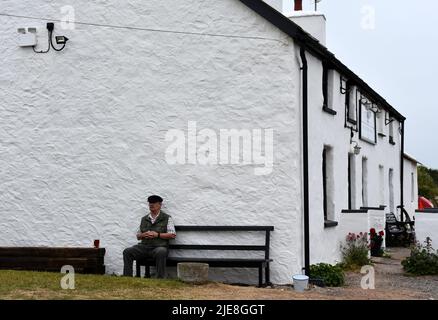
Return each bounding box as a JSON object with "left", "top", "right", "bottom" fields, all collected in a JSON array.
[{"left": 0, "top": 0, "right": 417, "bottom": 285}]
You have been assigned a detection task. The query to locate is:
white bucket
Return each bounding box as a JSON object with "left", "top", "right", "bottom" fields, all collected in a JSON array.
[{"left": 292, "top": 275, "right": 309, "bottom": 292}]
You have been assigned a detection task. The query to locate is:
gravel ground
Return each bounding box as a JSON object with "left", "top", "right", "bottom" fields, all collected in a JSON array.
[
  {"left": 360, "top": 248, "right": 437, "bottom": 299},
  {"left": 303, "top": 247, "right": 438, "bottom": 300},
  {"left": 260, "top": 247, "right": 437, "bottom": 300}
]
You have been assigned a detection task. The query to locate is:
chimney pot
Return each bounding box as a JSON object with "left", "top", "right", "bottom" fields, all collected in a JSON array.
[{"left": 294, "top": 0, "right": 303, "bottom": 11}]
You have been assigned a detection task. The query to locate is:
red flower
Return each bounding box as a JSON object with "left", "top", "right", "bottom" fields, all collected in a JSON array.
[
  {"left": 379, "top": 231, "right": 384, "bottom": 236},
  {"left": 370, "top": 228, "right": 376, "bottom": 235}
]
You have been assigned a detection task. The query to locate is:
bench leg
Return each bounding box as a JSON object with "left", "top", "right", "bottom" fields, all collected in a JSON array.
[
  {"left": 265, "top": 263, "right": 271, "bottom": 287},
  {"left": 258, "top": 266, "right": 263, "bottom": 288},
  {"left": 135, "top": 262, "right": 141, "bottom": 278},
  {"left": 145, "top": 266, "right": 151, "bottom": 278}
]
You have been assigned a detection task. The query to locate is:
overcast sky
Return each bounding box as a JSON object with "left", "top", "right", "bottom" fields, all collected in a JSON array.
[{"left": 300, "top": 0, "right": 438, "bottom": 168}]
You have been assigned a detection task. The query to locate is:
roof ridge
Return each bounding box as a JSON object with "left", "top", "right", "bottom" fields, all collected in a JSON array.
[{"left": 238, "top": 0, "right": 405, "bottom": 121}]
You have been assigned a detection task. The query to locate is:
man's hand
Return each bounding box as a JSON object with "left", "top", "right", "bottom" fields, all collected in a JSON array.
[
  {"left": 136, "top": 232, "right": 146, "bottom": 240},
  {"left": 143, "top": 231, "right": 159, "bottom": 239}
]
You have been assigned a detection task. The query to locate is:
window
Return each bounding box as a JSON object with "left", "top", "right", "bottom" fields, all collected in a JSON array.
[
  {"left": 411, "top": 172, "right": 415, "bottom": 203},
  {"left": 389, "top": 120, "right": 396, "bottom": 145},
  {"left": 359, "top": 99, "right": 377, "bottom": 144},
  {"left": 377, "top": 110, "right": 386, "bottom": 137},
  {"left": 322, "top": 64, "right": 336, "bottom": 115},
  {"left": 323, "top": 146, "right": 335, "bottom": 223},
  {"left": 362, "top": 157, "right": 368, "bottom": 207},
  {"left": 346, "top": 82, "right": 357, "bottom": 123},
  {"left": 379, "top": 165, "right": 385, "bottom": 206},
  {"left": 348, "top": 153, "right": 356, "bottom": 210},
  {"left": 389, "top": 168, "right": 395, "bottom": 213}
]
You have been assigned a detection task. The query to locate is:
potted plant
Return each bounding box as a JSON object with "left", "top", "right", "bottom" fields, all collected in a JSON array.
[{"left": 370, "top": 228, "right": 384, "bottom": 257}]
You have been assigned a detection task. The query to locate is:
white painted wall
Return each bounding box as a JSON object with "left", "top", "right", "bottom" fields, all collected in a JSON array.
[
  {"left": 305, "top": 50, "right": 403, "bottom": 265},
  {"left": 339, "top": 212, "right": 369, "bottom": 238},
  {"left": 415, "top": 213, "right": 438, "bottom": 246},
  {"left": 403, "top": 157, "right": 418, "bottom": 217},
  {"left": 0, "top": 0, "right": 407, "bottom": 285},
  {"left": 0, "top": 0, "right": 303, "bottom": 285},
  {"left": 368, "top": 209, "right": 386, "bottom": 248}
]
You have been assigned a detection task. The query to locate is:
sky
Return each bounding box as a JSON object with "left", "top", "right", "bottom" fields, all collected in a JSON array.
[{"left": 299, "top": 0, "right": 438, "bottom": 168}]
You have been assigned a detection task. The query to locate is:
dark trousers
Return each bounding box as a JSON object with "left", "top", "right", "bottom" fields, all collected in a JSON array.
[{"left": 123, "top": 244, "right": 168, "bottom": 278}]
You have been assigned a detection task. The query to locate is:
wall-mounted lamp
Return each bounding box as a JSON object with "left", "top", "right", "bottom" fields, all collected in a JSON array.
[
  {"left": 360, "top": 98, "right": 380, "bottom": 114},
  {"left": 55, "top": 35, "right": 69, "bottom": 45},
  {"left": 351, "top": 141, "right": 362, "bottom": 155},
  {"left": 350, "top": 128, "right": 361, "bottom": 155},
  {"left": 368, "top": 103, "right": 380, "bottom": 113}
]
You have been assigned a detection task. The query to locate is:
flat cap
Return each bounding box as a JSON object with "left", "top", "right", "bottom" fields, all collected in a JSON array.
[{"left": 147, "top": 195, "right": 163, "bottom": 203}]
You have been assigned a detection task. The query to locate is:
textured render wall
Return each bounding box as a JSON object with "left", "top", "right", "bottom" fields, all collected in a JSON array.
[
  {"left": 0, "top": 0, "right": 303, "bottom": 284},
  {"left": 339, "top": 212, "right": 368, "bottom": 241},
  {"left": 337, "top": 210, "right": 385, "bottom": 260},
  {"left": 368, "top": 209, "right": 386, "bottom": 248},
  {"left": 305, "top": 52, "right": 403, "bottom": 265},
  {"left": 415, "top": 213, "right": 438, "bottom": 245}
]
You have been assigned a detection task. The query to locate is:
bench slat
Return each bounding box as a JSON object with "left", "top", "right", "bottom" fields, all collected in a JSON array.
[
  {"left": 169, "top": 244, "right": 267, "bottom": 251},
  {"left": 175, "top": 226, "right": 274, "bottom": 232},
  {"left": 138, "top": 257, "right": 271, "bottom": 268}
]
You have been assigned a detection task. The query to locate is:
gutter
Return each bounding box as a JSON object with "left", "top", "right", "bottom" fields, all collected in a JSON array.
[
  {"left": 400, "top": 120, "right": 405, "bottom": 221},
  {"left": 300, "top": 47, "right": 310, "bottom": 276}
]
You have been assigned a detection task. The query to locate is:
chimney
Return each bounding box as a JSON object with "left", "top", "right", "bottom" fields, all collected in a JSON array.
[
  {"left": 263, "top": 1, "right": 327, "bottom": 45},
  {"left": 263, "top": 0, "right": 293, "bottom": 13},
  {"left": 288, "top": 5, "right": 326, "bottom": 46}
]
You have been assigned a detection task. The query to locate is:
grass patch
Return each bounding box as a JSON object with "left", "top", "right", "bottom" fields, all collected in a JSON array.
[{"left": 0, "top": 270, "right": 188, "bottom": 300}]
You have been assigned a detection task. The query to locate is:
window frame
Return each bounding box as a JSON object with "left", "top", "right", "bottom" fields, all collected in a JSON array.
[
  {"left": 359, "top": 98, "right": 377, "bottom": 145},
  {"left": 345, "top": 82, "right": 358, "bottom": 124},
  {"left": 322, "top": 63, "right": 337, "bottom": 115}
]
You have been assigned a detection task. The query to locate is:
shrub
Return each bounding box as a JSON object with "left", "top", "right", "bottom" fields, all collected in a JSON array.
[
  {"left": 341, "top": 232, "right": 371, "bottom": 270},
  {"left": 309, "top": 263, "right": 344, "bottom": 287},
  {"left": 402, "top": 237, "right": 438, "bottom": 275}
]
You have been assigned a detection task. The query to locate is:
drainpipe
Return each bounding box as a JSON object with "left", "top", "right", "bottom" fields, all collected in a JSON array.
[
  {"left": 400, "top": 120, "right": 405, "bottom": 221},
  {"left": 300, "top": 47, "right": 310, "bottom": 276}
]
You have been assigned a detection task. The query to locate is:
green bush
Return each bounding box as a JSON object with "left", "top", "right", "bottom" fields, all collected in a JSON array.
[
  {"left": 402, "top": 237, "right": 438, "bottom": 275},
  {"left": 341, "top": 232, "right": 371, "bottom": 270},
  {"left": 309, "top": 263, "right": 345, "bottom": 287}
]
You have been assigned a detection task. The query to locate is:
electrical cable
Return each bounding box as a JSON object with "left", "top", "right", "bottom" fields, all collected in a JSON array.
[
  {"left": 0, "top": 12, "right": 287, "bottom": 45},
  {"left": 32, "top": 29, "right": 51, "bottom": 53}
]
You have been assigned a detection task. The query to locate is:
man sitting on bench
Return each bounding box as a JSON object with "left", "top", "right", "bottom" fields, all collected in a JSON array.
[{"left": 123, "top": 195, "right": 176, "bottom": 278}]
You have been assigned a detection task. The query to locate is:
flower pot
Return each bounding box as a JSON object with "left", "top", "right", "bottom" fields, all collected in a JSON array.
[{"left": 370, "top": 239, "right": 383, "bottom": 257}]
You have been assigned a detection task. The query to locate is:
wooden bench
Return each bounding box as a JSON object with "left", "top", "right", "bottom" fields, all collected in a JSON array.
[
  {"left": 0, "top": 247, "right": 106, "bottom": 274},
  {"left": 386, "top": 210, "right": 415, "bottom": 247},
  {"left": 135, "top": 226, "right": 274, "bottom": 287}
]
